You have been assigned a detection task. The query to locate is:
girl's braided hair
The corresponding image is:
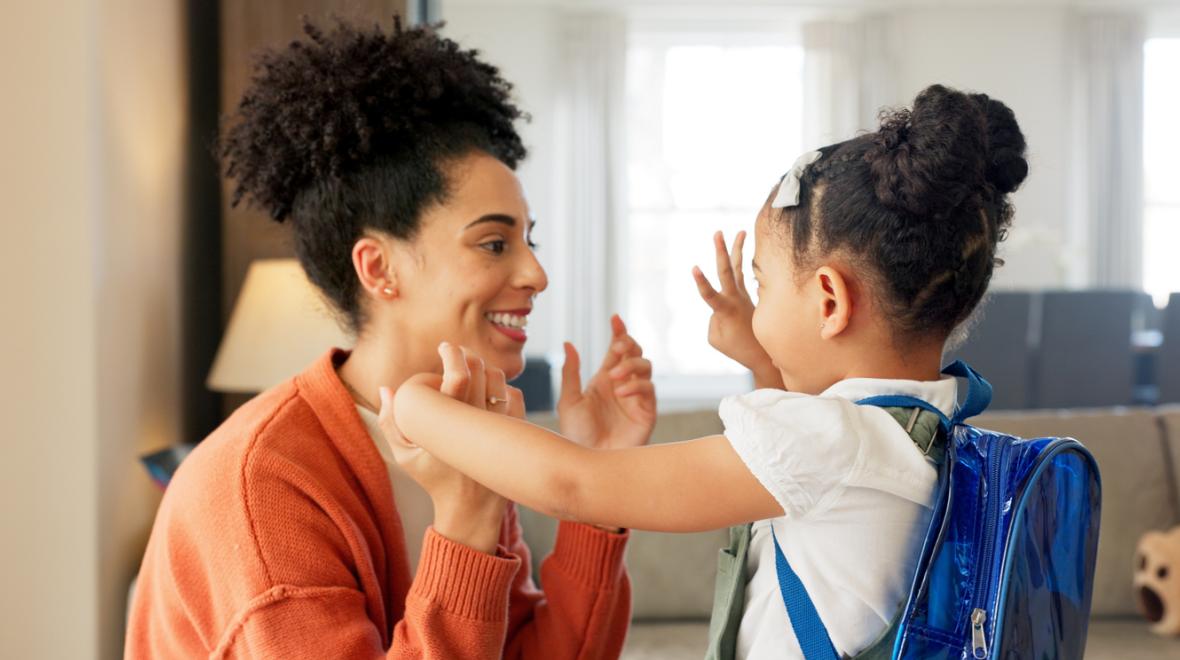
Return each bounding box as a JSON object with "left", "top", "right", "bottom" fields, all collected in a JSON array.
[{"left": 780, "top": 84, "right": 1028, "bottom": 342}]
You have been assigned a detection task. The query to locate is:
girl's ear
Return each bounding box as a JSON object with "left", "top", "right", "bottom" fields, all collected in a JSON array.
[
  {"left": 352, "top": 235, "right": 400, "bottom": 301},
  {"left": 814, "top": 265, "right": 852, "bottom": 339}
]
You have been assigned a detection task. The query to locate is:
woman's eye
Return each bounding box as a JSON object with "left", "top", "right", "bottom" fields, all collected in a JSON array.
[
  {"left": 481, "top": 240, "right": 506, "bottom": 255},
  {"left": 527, "top": 238, "right": 539, "bottom": 250}
]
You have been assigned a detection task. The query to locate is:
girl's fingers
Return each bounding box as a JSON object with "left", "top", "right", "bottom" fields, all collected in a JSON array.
[
  {"left": 609, "top": 356, "right": 653, "bottom": 380},
  {"left": 730, "top": 230, "right": 747, "bottom": 292},
  {"left": 486, "top": 366, "right": 509, "bottom": 414},
  {"left": 438, "top": 342, "right": 470, "bottom": 400},
  {"left": 713, "top": 231, "right": 736, "bottom": 292},
  {"left": 692, "top": 266, "right": 721, "bottom": 309}
]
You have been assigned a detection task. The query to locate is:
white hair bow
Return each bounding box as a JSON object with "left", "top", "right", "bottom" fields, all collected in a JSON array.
[{"left": 770, "top": 150, "right": 822, "bottom": 208}]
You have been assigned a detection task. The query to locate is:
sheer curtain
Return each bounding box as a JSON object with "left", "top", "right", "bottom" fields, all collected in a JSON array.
[
  {"left": 1071, "top": 13, "right": 1146, "bottom": 288},
  {"left": 802, "top": 15, "right": 898, "bottom": 150},
  {"left": 550, "top": 13, "right": 627, "bottom": 382}
]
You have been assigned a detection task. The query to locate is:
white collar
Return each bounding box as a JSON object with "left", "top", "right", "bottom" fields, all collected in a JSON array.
[{"left": 818, "top": 375, "right": 959, "bottom": 418}]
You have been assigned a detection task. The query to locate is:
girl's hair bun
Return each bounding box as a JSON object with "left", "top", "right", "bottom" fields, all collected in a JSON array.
[
  {"left": 969, "top": 92, "right": 1028, "bottom": 195},
  {"left": 865, "top": 84, "right": 989, "bottom": 220}
]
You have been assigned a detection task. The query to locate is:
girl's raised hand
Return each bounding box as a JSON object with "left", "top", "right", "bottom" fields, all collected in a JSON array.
[
  {"left": 692, "top": 230, "right": 784, "bottom": 390},
  {"left": 558, "top": 314, "right": 657, "bottom": 450}
]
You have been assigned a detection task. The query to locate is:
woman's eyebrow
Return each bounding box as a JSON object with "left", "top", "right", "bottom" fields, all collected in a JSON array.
[
  {"left": 752, "top": 260, "right": 761, "bottom": 272},
  {"left": 464, "top": 213, "right": 517, "bottom": 229}
]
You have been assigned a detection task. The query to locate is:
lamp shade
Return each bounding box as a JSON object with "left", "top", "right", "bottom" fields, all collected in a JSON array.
[{"left": 207, "top": 259, "right": 351, "bottom": 393}]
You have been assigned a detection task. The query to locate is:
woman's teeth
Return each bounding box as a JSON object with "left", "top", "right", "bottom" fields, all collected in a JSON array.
[{"left": 485, "top": 312, "right": 528, "bottom": 329}]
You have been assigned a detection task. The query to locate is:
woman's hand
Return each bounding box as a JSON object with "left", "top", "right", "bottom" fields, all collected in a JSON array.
[
  {"left": 558, "top": 315, "right": 657, "bottom": 450},
  {"left": 692, "top": 230, "right": 784, "bottom": 389},
  {"left": 378, "top": 343, "right": 519, "bottom": 554}
]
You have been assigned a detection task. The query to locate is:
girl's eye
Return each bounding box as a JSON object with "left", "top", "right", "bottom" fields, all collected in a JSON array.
[
  {"left": 527, "top": 238, "right": 539, "bottom": 250},
  {"left": 481, "top": 240, "right": 506, "bottom": 255}
]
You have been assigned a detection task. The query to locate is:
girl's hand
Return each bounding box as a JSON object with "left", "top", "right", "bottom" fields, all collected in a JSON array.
[
  {"left": 378, "top": 343, "right": 515, "bottom": 554},
  {"left": 558, "top": 315, "right": 657, "bottom": 450},
  {"left": 692, "top": 230, "right": 784, "bottom": 389}
]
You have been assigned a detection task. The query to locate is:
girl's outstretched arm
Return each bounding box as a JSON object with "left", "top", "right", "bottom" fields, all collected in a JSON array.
[{"left": 385, "top": 374, "right": 782, "bottom": 533}]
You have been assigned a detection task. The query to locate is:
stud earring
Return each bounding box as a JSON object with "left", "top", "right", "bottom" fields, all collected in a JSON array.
[{"left": 382, "top": 286, "right": 395, "bottom": 296}]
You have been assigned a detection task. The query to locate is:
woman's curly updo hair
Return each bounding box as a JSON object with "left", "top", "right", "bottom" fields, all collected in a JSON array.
[
  {"left": 221, "top": 16, "right": 527, "bottom": 331},
  {"left": 779, "top": 83, "right": 1028, "bottom": 342}
]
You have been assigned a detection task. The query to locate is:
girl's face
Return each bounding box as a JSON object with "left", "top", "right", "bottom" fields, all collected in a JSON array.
[
  {"left": 386, "top": 152, "right": 547, "bottom": 380},
  {"left": 750, "top": 207, "right": 830, "bottom": 394}
]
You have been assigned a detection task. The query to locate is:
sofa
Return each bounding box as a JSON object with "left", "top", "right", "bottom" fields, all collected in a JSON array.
[{"left": 521, "top": 405, "right": 1180, "bottom": 658}]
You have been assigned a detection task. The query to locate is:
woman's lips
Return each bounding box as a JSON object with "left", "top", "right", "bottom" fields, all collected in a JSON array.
[
  {"left": 491, "top": 323, "right": 527, "bottom": 343},
  {"left": 485, "top": 309, "right": 530, "bottom": 343}
]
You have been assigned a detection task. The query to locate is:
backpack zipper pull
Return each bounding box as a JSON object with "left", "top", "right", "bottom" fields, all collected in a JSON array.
[{"left": 971, "top": 608, "right": 988, "bottom": 658}]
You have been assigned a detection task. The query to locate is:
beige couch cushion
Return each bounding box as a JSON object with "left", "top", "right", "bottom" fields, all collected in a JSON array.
[
  {"left": 974, "top": 409, "right": 1178, "bottom": 617},
  {"left": 519, "top": 409, "right": 728, "bottom": 620}
]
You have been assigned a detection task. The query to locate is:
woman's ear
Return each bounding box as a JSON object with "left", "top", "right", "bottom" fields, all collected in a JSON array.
[
  {"left": 814, "top": 265, "right": 852, "bottom": 339},
  {"left": 352, "top": 235, "right": 399, "bottom": 301}
]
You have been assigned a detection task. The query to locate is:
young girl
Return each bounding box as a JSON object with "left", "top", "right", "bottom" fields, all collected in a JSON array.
[{"left": 379, "top": 84, "right": 1028, "bottom": 659}]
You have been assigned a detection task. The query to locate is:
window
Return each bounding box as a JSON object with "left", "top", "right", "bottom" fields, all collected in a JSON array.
[
  {"left": 624, "top": 31, "right": 803, "bottom": 399},
  {"left": 1144, "top": 38, "right": 1180, "bottom": 306}
]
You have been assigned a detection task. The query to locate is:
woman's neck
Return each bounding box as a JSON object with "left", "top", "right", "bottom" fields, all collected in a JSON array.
[{"left": 337, "top": 332, "right": 434, "bottom": 413}]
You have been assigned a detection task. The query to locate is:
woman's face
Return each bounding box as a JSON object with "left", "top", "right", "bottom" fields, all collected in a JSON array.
[{"left": 387, "top": 151, "right": 547, "bottom": 379}]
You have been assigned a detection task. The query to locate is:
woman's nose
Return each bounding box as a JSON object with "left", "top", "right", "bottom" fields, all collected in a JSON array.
[{"left": 517, "top": 248, "right": 548, "bottom": 294}]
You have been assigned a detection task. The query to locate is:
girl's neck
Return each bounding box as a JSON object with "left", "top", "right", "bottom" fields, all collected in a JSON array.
[{"left": 837, "top": 341, "right": 945, "bottom": 384}]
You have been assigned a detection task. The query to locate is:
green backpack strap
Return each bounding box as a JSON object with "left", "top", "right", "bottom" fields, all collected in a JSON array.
[
  {"left": 704, "top": 407, "right": 945, "bottom": 660},
  {"left": 705, "top": 524, "right": 751, "bottom": 660},
  {"left": 853, "top": 406, "right": 946, "bottom": 660}
]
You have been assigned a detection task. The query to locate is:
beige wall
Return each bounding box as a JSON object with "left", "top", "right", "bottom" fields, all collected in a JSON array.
[
  {"left": 0, "top": 2, "right": 104, "bottom": 658},
  {"left": 95, "top": 1, "right": 187, "bottom": 658},
  {"left": 0, "top": 1, "right": 185, "bottom": 658}
]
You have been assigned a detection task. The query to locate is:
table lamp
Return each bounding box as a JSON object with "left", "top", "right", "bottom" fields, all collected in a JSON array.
[{"left": 206, "top": 258, "right": 352, "bottom": 393}]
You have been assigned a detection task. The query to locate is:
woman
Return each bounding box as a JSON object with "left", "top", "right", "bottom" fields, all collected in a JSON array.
[{"left": 126, "top": 18, "right": 656, "bottom": 659}]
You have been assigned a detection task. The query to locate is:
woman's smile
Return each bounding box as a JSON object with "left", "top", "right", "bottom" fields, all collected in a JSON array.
[{"left": 484, "top": 308, "right": 531, "bottom": 343}]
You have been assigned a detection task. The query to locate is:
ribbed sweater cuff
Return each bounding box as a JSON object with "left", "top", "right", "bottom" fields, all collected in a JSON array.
[
  {"left": 551, "top": 521, "right": 630, "bottom": 587},
  {"left": 409, "top": 526, "right": 521, "bottom": 621}
]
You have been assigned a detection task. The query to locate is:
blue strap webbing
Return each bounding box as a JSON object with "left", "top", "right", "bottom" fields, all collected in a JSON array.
[
  {"left": 772, "top": 527, "right": 839, "bottom": 660},
  {"left": 768, "top": 360, "right": 991, "bottom": 660}
]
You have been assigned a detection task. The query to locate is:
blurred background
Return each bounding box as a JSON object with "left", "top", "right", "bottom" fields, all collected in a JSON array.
[{"left": 3, "top": 0, "right": 1180, "bottom": 658}]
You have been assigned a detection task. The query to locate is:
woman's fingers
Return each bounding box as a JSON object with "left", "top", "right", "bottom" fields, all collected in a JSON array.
[
  {"left": 462, "top": 349, "right": 487, "bottom": 410},
  {"left": 730, "top": 230, "right": 747, "bottom": 293},
  {"left": 692, "top": 266, "right": 721, "bottom": 309},
  {"left": 506, "top": 386, "right": 526, "bottom": 419},
  {"left": 558, "top": 341, "right": 583, "bottom": 408},
  {"left": 486, "top": 366, "right": 509, "bottom": 414},
  {"left": 438, "top": 342, "right": 470, "bottom": 400},
  {"left": 614, "top": 378, "right": 656, "bottom": 400},
  {"left": 609, "top": 356, "right": 653, "bottom": 381},
  {"left": 713, "top": 231, "right": 737, "bottom": 292}
]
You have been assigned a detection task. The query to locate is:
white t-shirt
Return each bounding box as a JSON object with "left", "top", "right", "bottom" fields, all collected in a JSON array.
[
  {"left": 721, "top": 376, "right": 957, "bottom": 660},
  {"left": 356, "top": 405, "right": 435, "bottom": 576}
]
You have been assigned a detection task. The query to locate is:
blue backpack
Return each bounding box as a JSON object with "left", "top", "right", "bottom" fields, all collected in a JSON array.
[{"left": 774, "top": 361, "right": 1102, "bottom": 659}]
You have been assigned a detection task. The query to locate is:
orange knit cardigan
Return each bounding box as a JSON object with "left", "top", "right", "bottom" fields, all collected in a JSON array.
[{"left": 126, "top": 349, "right": 631, "bottom": 659}]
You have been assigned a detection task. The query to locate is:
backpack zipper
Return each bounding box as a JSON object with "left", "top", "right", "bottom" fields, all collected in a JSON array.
[{"left": 969, "top": 438, "right": 1005, "bottom": 658}]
